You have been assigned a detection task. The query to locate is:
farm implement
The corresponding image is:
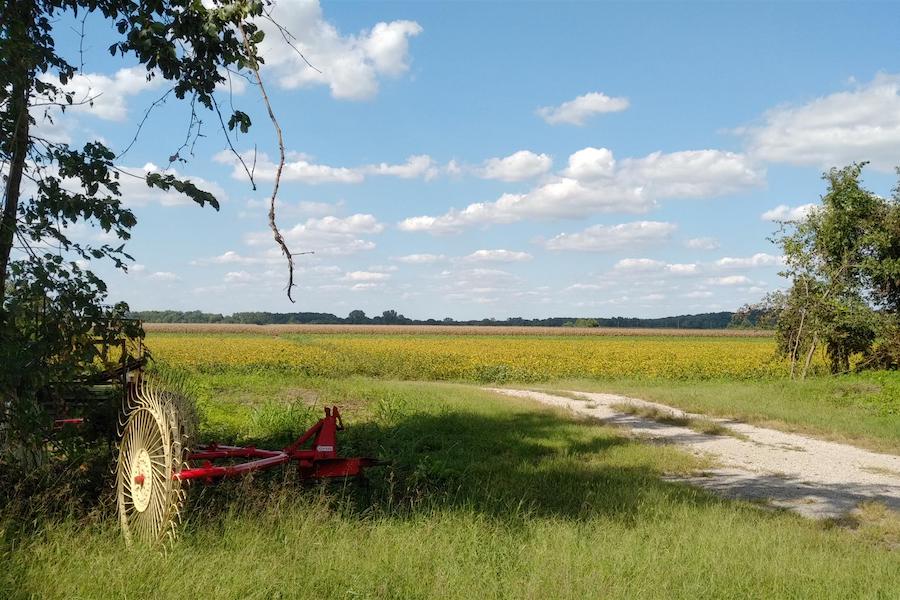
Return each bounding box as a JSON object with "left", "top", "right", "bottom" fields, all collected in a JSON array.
[
  {"left": 50, "top": 323, "right": 381, "bottom": 546},
  {"left": 117, "top": 377, "right": 382, "bottom": 545}
]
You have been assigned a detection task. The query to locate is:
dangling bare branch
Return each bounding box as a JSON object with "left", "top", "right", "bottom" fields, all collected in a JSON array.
[
  {"left": 211, "top": 94, "right": 256, "bottom": 190},
  {"left": 240, "top": 23, "right": 295, "bottom": 302},
  {"left": 261, "top": 7, "right": 322, "bottom": 74}
]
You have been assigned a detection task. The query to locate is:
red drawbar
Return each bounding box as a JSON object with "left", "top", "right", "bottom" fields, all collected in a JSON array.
[{"left": 176, "top": 407, "right": 381, "bottom": 483}]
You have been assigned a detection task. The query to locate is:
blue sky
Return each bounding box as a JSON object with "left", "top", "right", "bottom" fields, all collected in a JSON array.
[{"left": 41, "top": 1, "right": 900, "bottom": 319}]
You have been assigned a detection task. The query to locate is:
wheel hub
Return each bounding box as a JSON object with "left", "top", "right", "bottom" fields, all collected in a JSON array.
[{"left": 130, "top": 448, "right": 153, "bottom": 512}]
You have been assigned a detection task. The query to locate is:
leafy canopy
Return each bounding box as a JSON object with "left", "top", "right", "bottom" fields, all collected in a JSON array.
[{"left": 1, "top": 0, "right": 272, "bottom": 450}]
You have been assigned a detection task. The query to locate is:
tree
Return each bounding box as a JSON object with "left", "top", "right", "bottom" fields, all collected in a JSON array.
[
  {"left": 774, "top": 163, "right": 899, "bottom": 376},
  {"left": 347, "top": 310, "right": 368, "bottom": 324},
  {"left": 0, "top": 0, "right": 283, "bottom": 455},
  {"left": 729, "top": 292, "right": 784, "bottom": 329}
]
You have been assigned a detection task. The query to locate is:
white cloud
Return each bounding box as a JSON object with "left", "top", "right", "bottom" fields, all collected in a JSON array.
[
  {"left": 612, "top": 258, "right": 701, "bottom": 277},
  {"left": 708, "top": 275, "right": 752, "bottom": 286},
  {"left": 213, "top": 251, "right": 255, "bottom": 265},
  {"left": 245, "top": 213, "right": 384, "bottom": 256},
  {"left": 613, "top": 258, "right": 665, "bottom": 272},
  {"left": 563, "top": 147, "right": 616, "bottom": 180},
  {"left": 685, "top": 237, "right": 720, "bottom": 250},
  {"left": 715, "top": 253, "right": 783, "bottom": 269},
  {"left": 192, "top": 250, "right": 273, "bottom": 266},
  {"left": 149, "top": 271, "right": 180, "bottom": 282},
  {"left": 618, "top": 150, "right": 764, "bottom": 198},
  {"left": 343, "top": 271, "right": 391, "bottom": 282},
  {"left": 537, "top": 92, "right": 630, "bottom": 125},
  {"left": 215, "top": 151, "right": 438, "bottom": 184},
  {"left": 38, "top": 161, "right": 228, "bottom": 208},
  {"left": 666, "top": 263, "right": 700, "bottom": 275},
  {"left": 215, "top": 150, "right": 362, "bottom": 184},
  {"left": 363, "top": 155, "right": 437, "bottom": 179},
  {"left": 37, "top": 66, "right": 163, "bottom": 122},
  {"left": 683, "top": 290, "right": 713, "bottom": 298},
  {"left": 462, "top": 249, "right": 533, "bottom": 262},
  {"left": 480, "top": 151, "right": 552, "bottom": 181},
  {"left": 242, "top": 198, "right": 344, "bottom": 219},
  {"left": 259, "top": 1, "right": 422, "bottom": 100},
  {"left": 761, "top": 203, "right": 817, "bottom": 222},
  {"left": 394, "top": 253, "right": 447, "bottom": 264},
  {"left": 740, "top": 73, "right": 900, "bottom": 171},
  {"left": 544, "top": 221, "right": 676, "bottom": 252},
  {"left": 224, "top": 271, "right": 259, "bottom": 284},
  {"left": 398, "top": 147, "right": 762, "bottom": 234}
]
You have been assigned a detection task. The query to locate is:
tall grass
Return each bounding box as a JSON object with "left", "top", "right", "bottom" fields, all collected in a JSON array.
[{"left": 3, "top": 376, "right": 897, "bottom": 599}]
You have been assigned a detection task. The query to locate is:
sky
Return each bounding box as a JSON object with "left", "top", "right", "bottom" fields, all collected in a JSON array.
[{"left": 36, "top": 0, "right": 900, "bottom": 319}]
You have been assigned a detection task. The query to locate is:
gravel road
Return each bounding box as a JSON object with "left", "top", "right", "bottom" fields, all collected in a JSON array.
[{"left": 488, "top": 388, "right": 900, "bottom": 519}]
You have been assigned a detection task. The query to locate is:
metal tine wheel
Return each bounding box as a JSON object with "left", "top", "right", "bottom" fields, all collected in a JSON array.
[{"left": 116, "top": 377, "right": 191, "bottom": 546}]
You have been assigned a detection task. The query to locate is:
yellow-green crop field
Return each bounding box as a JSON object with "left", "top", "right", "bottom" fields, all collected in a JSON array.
[{"left": 147, "top": 332, "right": 802, "bottom": 382}]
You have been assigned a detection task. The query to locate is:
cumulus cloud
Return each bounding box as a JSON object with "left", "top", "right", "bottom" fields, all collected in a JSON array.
[
  {"left": 685, "top": 237, "right": 720, "bottom": 250},
  {"left": 708, "top": 275, "right": 752, "bottom": 286},
  {"left": 148, "top": 271, "right": 180, "bottom": 282},
  {"left": 618, "top": 149, "right": 763, "bottom": 198},
  {"left": 537, "top": 92, "right": 630, "bottom": 125},
  {"left": 363, "top": 155, "right": 438, "bottom": 179},
  {"left": 394, "top": 253, "right": 447, "bottom": 264},
  {"left": 215, "top": 151, "right": 437, "bottom": 184},
  {"left": 343, "top": 271, "right": 391, "bottom": 282},
  {"left": 245, "top": 213, "right": 384, "bottom": 256},
  {"left": 37, "top": 66, "right": 163, "bottom": 122},
  {"left": 613, "top": 258, "right": 666, "bottom": 272},
  {"left": 399, "top": 147, "right": 762, "bottom": 234},
  {"left": 434, "top": 267, "right": 528, "bottom": 305},
  {"left": 259, "top": 1, "right": 422, "bottom": 100},
  {"left": 224, "top": 271, "right": 259, "bottom": 284},
  {"left": 462, "top": 249, "right": 533, "bottom": 262},
  {"left": 714, "top": 253, "right": 783, "bottom": 269},
  {"left": 612, "top": 258, "right": 700, "bottom": 276},
  {"left": 36, "top": 161, "right": 227, "bottom": 208},
  {"left": 761, "top": 203, "right": 817, "bottom": 222},
  {"left": 740, "top": 73, "right": 900, "bottom": 171},
  {"left": 242, "top": 199, "right": 344, "bottom": 220},
  {"left": 563, "top": 147, "right": 616, "bottom": 180},
  {"left": 480, "top": 151, "right": 552, "bottom": 181},
  {"left": 544, "top": 221, "right": 676, "bottom": 252}
]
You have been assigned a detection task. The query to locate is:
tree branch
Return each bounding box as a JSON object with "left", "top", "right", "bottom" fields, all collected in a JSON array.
[{"left": 240, "top": 23, "right": 295, "bottom": 302}]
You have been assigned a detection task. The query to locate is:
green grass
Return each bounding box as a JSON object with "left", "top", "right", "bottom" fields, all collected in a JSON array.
[
  {"left": 3, "top": 373, "right": 898, "bottom": 599},
  {"left": 608, "top": 402, "right": 747, "bottom": 439},
  {"left": 535, "top": 373, "right": 900, "bottom": 454}
]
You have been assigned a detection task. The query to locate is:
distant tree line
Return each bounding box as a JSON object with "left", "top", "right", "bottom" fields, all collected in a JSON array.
[{"left": 128, "top": 309, "right": 737, "bottom": 329}]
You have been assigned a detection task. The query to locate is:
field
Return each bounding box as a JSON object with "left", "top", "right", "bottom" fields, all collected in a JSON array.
[
  {"left": 2, "top": 330, "right": 898, "bottom": 599},
  {"left": 146, "top": 331, "right": 790, "bottom": 381}
]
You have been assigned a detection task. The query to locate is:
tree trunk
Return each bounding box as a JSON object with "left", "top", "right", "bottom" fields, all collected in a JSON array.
[
  {"left": 801, "top": 332, "right": 818, "bottom": 380},
  {"left": 0, "top": 0, "right": 33, "bottom": 309}
]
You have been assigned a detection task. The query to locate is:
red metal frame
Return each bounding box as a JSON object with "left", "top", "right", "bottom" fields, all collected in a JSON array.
[{"left": 174, "top": 406, "right": 381, "bottom": 483}]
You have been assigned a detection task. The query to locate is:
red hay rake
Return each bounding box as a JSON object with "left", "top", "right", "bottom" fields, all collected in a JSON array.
[
  {"left": 115, "top": 376, "right": 382, "bottom": 545},
  {"left": 50, "top": 326, "right": 382, "bottom": 545}
]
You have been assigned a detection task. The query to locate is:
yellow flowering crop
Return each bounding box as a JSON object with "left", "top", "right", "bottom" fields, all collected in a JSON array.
[{"left": 147, "top": 333, "right": 797, "bottom": 382}]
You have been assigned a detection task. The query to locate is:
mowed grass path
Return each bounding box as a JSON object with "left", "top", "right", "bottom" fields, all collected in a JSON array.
[{"left": 3, "top": 375, "right": 898, "bottom": 599}]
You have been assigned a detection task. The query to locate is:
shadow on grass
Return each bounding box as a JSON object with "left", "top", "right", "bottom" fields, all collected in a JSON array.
[{"left": 185, "top": 407, "right": 731, "bottom": 529}]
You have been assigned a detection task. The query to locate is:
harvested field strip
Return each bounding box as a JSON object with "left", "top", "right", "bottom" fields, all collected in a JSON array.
[{"left": 142, "top": 323, "right": 774, "bottom": 337}]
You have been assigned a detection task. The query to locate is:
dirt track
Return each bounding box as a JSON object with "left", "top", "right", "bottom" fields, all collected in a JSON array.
[{"left": 489, "top": 388, "right": 900, "bottom": 519}]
